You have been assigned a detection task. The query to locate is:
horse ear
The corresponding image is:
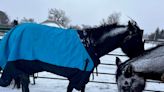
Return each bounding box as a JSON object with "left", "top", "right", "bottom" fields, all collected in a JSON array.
[
  {"left": 125, "top": 65, "right": 134, "bottom": 77},
  {"left": 116, "top": 57, "right": 122, "bottom": 67},
  {"left": 128, "top": 21, "right": 134, "bottom": 32},
  {"left": 128, "top": 21, "right": 132, "bottom": 26},
  {"left": 140, "top": 29, "right": 144, "bottom": 37}
]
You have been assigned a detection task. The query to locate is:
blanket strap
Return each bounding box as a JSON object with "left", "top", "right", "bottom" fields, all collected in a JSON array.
[
  {"left": 95, "top": 67, "right": 98, "bottom": 76},
  {"left": 91, "top": 67, "right": 99, "bottom": 80},
  {"left": 92, "top": 73, "right": 94, "bottom": 80},
  {"left": 84, "top": 59, "right": 89, "bottom": 71}
]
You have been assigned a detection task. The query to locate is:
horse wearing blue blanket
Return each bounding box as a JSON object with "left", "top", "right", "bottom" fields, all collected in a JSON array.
[{"left": 0, "top": 21, "right": 144, "bottom": 92}]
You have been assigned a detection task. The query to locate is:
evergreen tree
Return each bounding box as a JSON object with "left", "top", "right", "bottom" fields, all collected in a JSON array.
[{"left": 0, "top": 11, "right": 10, "bottom": 25}]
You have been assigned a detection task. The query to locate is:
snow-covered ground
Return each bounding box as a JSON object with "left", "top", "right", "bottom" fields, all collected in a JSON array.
[{"left": 0, "top": 43, "right": 163, "bottom": 92}]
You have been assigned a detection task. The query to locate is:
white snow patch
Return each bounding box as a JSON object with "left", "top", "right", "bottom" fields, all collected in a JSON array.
[
  {"left": 42, "top": 23, "right": 65, "bottom": 29},
  {"left": 99, "top": 27, "right": 127, "bottom": 43}
]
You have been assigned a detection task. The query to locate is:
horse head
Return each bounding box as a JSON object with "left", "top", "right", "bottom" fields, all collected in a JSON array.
[
  {"left": 87, "top": 21, "right": 144, "bottom": 58},
  {"left": 120, "top": 21, "right": 144, "bottom": 58},
  {"left": 115, "top": 57, "right": 146, "bottom": 92}
]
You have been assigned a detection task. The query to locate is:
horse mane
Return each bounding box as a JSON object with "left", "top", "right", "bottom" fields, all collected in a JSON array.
[
  {"left": 80, "top": 23, "right": 127, "bottom": 44},
  {"left": 83, "top": 23, "right": 126, "bottom": 32}
]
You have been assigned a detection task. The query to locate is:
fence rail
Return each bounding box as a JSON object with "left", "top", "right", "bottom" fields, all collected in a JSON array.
[
  {"left": 31, "top": 43, "right": 164, "bottom": 92},
  {"left": 0, "top": 27, "right": 10, "bottom": 33},
  {"left": 0, "top": 27, "right": 164, "bottom": 92}
]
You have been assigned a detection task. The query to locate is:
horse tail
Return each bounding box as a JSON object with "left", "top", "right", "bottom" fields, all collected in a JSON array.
[{"left": 13, "top": 73, "right": 30, "bottom": 89}]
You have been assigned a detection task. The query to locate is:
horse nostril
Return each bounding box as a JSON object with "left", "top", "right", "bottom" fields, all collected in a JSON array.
[{"left": 125, "top": 81, "right": 128, "bottom": 85}]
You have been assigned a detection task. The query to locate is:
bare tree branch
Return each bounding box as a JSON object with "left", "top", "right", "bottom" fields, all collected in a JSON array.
[
  {"left": 100, "top": 12, "right": 121, "bottom": 26},
  {"left": 48, "top": 8, "right": 70, "bottom": 28},
  {"left": 20, "top": 17, "right": 35, "bottom": 23}
]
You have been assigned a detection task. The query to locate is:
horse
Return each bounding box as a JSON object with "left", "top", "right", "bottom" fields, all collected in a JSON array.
[
  {"left": 115, "top": 45, "right": 164, "bottom": 92},
  {"left": 0, "top": 21, "right": 144, "bottom": 92}
]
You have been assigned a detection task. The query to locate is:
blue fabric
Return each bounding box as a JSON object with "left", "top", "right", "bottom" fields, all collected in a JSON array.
[{"left": 0, "top": 23, "right": 94, "bottom": 71}]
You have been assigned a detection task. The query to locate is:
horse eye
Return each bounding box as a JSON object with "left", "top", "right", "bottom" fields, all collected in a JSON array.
[
  {"left": 122, "top": 70, "right": 125, "bottom": 74},
  {"left": 129, "top": 31, "right": 132, "bottom": 35},
  {"left": 131, "top": 78, "right": 136, "bottom": 83}
]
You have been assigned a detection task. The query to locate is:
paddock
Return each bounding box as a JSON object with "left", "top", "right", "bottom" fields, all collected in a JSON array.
[{"left": 0, "top": 27, "right": 164, "bottom": 92}]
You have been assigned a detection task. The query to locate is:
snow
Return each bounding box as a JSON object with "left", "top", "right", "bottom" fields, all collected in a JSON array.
[
  {"left": 42, "top": 23, "right": 65, "bottom": 29},
  {"left": 0, "top": 35, "right": 4, "bottom": 39},
  {"left": 99, "top": 27, "right": 127, "bottom": 43},
  {"left": 0, "top": 43, "right": 164, "bottom": 92}
]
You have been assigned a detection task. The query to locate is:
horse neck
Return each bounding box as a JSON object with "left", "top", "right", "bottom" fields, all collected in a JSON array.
[{"left": 90, "top": 26, "right": 129, "bottom": 58}]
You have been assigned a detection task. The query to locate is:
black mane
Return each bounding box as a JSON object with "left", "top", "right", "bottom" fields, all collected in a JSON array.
[
  {"left": 83, "top": 23, "right": 125, "bottom": 31},
  {"left": 82, "top": 23, "right": 126, "bottom": 36},
  {"left": 81, "top": 24, "right": 126, "bottom": 44}
]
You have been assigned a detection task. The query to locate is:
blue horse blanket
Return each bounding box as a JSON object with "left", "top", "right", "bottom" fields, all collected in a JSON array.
[{"left": 0, "top": 23, "right": 94, "bottom": 72}]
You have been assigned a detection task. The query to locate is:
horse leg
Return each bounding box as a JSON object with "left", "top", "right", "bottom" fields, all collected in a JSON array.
[
  {"left": 32, "top": 73, "right": 36, "bottom": 85},
  {"left": 81, "top": 85, "right": 86, "bottom": 92},
  {"left": 12, "top": 66, "right": 30, "bottom": 91},
  {"left": 67, "top": 82, "right": 73, "bottom": 92},
  {"left": 2, "top": 62, "right": 30, "bottom": 92},
  {"left": 20, "top": 74, "right": 30, "bottom": 92}
]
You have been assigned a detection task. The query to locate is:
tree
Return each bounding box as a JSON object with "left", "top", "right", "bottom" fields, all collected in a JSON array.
[
  {"left": 100, "top": 12, "right": 121, "bottom": 26},
  {"left": 154, "top": 27, "right": 160, "bottom": 40},
  {"left": 20, "top": 17, "right": 35, "bottom": 23},
  {"left": 161, "top": 29, "right": 164, "bottom": 39},
  {"left": 0, "top": 11, "right": 10, "bottom": 25},
  {"left": 107, "top": 12, "right": 121, "bottom": 24},
  {"left": 147, "top": 27, "right": 164, "bottom": 40},
  {"left": 148, "top": 33, "right": 155, "bottom": 40},
  {"left": 48, "top": 8, "right": 70, "bottom": 28},
  {"left": 69, "top": 25, "right": 81, "bottom": 30},
  {"left": 81, "top": 24, "right": 91, "bottom": 29}
]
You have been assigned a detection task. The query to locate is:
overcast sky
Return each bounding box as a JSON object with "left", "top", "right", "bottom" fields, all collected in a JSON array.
[{"left": 0, "top": 0, "right": 164, "bottom": 34}]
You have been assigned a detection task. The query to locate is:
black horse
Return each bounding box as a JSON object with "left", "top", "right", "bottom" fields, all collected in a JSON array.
[{"left": 0, "top": 21, "right": 144, "bottom": 92}]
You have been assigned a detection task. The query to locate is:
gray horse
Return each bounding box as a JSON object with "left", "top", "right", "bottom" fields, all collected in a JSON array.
[{"left": 116, "top": 45, "right": 164, "bottom": 92}]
